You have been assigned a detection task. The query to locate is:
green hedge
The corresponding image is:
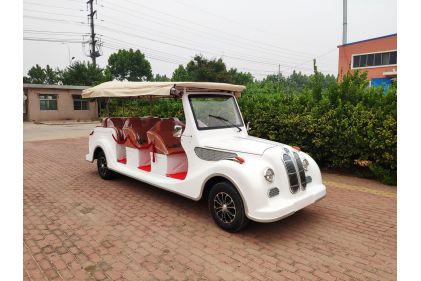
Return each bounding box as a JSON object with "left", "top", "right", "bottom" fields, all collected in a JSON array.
[{"left": 105, "top": 71, "right": 397, "bottom": 185}]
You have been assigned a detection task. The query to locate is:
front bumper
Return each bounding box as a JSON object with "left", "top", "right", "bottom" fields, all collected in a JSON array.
[{"left": 247, "top": 184, "right": 326, "bottom": 222}]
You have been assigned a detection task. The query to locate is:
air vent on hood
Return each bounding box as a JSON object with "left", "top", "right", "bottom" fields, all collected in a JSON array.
[{"left": 194, "top": 147, "right": 237, "bottom": 161}]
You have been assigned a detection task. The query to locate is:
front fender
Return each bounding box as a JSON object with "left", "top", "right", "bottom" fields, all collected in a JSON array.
[{"left": 194, "top": 154, "right": 274, "bottom": 218}]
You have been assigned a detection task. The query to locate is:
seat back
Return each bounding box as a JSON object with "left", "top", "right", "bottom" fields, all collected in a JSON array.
[
  {"left": 140, "top": 117, "right": 161, "bottom": 144},
  {"left": 124, "top": 117, "right": 159, "bottom": 146},
  {"left": 105, "top": 117, "right": 126, "bottom": 141},
  {"left": 147, "top": 118, "right": 185, "bottom": 155},
  {"left": 105, "top": 117, "right": 126, "bottom": 129}
]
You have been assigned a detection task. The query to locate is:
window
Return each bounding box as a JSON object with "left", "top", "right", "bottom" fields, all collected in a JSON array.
[
  {"left": 39, "top": 94, "right": 57, "bottom": 110},
  {"left": 189, "top": 95, "right": 244, "bottom": 131},
  {"left": 360, "top": 55, "right": 368, "bottom": 67},
  {"left": 353, "top": 56, "right": 360, "bottom": 68},
  {"left": 352, "top": 50, "right": 397, "bottom": 68},
  {"left": 374, "top": 53, "right": 382, "bottom": 65},
  {"left": 390, "top": 51, "right": 397, "bottom": 64},
  {"left": 73, "top": 95, "right": 89, "bottom": 110},
  {"left": 382, "top": 52, "right": 390, "bottom": 65},
  {"left": 367, "top": 54, "right": 374, "bottom": 66}
]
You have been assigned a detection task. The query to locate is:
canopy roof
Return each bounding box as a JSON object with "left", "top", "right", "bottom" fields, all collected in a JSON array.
[{"left": 82, "top": 81, "right": 246, "bottom": 98}]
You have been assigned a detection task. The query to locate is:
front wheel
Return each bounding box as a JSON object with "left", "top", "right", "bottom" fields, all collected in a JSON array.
[
  {"left": 96, "top": 150, "right": 116, "bottom": 180},
  {"left": 208, "top": 181, "right": 249, "bottom": 232}
]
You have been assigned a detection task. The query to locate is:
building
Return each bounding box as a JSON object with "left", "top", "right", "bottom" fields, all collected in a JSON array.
[
  {"left": 338, "top": 33, "right": 397, "bottom": 88},
  {"left": 23, "top": 84, "right": 98, "bottom": 122}
]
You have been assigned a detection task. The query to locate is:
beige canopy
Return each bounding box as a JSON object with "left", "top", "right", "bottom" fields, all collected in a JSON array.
[{"left": 82, "top": 81, "right": 246, "bottom": 98}]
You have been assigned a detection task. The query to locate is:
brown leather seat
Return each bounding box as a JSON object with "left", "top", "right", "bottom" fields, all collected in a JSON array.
[
  {"left": 123, "top": 117, "right": 160, "bottom": 149},
  {"left": 147, "top": 118, "right": 185, "bottom": 155},
  {"left": 103, "top": 117, "right": 126, "bottom": 143}
]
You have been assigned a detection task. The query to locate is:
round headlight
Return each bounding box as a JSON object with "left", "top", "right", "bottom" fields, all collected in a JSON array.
[
  {"left": 302, "top": 159, "right": 309, "bottom": 171},
  {"left": 264, "top": 168, "right": 275, "bottom": 182}
]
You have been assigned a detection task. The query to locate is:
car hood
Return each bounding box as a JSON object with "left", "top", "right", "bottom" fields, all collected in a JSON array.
[{"left": 202, "top": 135, "right": 280, "bottom": 155}]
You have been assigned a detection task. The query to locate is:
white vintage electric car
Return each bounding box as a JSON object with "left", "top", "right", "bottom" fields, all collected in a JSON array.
[{"left": 83, "top": 82, "right": 326, "bottom": 232}]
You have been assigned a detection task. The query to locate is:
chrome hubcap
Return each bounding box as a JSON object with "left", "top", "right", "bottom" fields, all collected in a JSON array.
[{"left": 214, "top": 192, "right": 236, "bottom": 223}]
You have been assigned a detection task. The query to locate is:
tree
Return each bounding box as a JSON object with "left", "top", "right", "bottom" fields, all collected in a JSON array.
[
  {"left": 106, "top": 49, "right": 152, "bottom": 81},
  {"left": 44, "top": 65, "right": 61, "bottom": 84},
  {"left": 61, "top": 61, "right": 105, "bottom": 86},
  {"left": 286, "top": 70, "right": 310, "bottom": 91},
  {"left": 172, "top": 56, "right": 253, "bottom": 84},
  {"left": 228, "top": 68, "right": 254, "bottom": 85},
  {"left": 185, "top": 55, "right": 231, "bottom": 82},
  {"left": 23, "top": 64, "right": 62, "bottom": 84},
  {"left": 25, "top": 64, "right": 47, "bottom": 84},
  {"left": 171, "top": 65, "right": 189, "bottom": 81},
  {"left": 152, "top": 74, "right": 170, "bottom": 81}
]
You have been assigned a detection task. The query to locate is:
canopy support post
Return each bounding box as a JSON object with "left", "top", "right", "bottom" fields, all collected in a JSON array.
[
  {"left": 98, "top": 98, "right": 101, "bottom": 118},
  {"left": 106, "top": 98, "right": 110, "bottom": 117},
  {"left": 149, "top": 95, "right": 152, "bottom": 116}
]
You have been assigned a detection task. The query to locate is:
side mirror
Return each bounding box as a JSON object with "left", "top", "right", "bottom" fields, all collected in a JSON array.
[
  {"left": 173, "top": 125, "right": 183, "bottom": 138},
  {"left": 246, "top": 121, "right": 251, "bottom": 132}
]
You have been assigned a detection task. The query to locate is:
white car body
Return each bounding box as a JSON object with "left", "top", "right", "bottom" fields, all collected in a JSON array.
[{"left": 85, "top": 90, "right": 326, "bottom": 223}]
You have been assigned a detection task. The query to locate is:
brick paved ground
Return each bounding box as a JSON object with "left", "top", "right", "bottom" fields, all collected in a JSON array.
[{"left": 23, "top": 138, "right": 396, "bottom": 281}]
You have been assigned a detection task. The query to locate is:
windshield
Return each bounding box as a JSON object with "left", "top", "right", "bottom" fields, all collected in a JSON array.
[{"left": 189, "top": 94, "right": 244, "bottom": 130}]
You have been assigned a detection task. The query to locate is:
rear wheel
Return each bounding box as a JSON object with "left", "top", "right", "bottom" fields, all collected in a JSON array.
[
  {"left": 208, "top": 181, "right": 248, "bottom": 232},
  {"left": 96, "top": 150, "right": 116, "bottom": 180}
]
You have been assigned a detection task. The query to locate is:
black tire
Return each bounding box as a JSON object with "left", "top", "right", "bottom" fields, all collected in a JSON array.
[
  {"left": 208, "top": 181, "right": 249, "bottom": 232},
  {"left": 96, "top": 150, "right": 116, "bottom": 180}
]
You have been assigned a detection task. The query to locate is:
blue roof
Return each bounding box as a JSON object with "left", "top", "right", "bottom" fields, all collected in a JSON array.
[{"left": 338, "top": 33, "right": 397, "bottom": 47}]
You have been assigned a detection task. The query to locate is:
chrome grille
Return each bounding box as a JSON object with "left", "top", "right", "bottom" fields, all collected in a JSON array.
[
  {"left": 194, "top": 147, "right": 237, "bottom": 161},
  {"left": 293, "top": 152, "right": 307, "bottom": 189},
  {"left": 282, "top": 154, "right": 300, "bottom": 193}
]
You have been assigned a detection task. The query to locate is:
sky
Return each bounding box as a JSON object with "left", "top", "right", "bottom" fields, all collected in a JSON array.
[{"left": 23, "top": 0, "right": 397, "bottom": 80}]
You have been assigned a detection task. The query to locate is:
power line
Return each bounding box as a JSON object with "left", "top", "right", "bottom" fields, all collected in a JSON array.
[
  {"left": 23, "top": 15, "right": 87, "bottom": 25},
  {"left": 102, "top": 35, "right": 189, "bottom": 62},
  {"left": 55, "top": 0, "right": 86, "bottom": 3},
  {"left": 280, "top": 48, "right": 338, "bottom": 72},
  {"left": 100, "top": 0, "right": 315, "bottom": 62},
  {"left": 24, "top": 29, "right": 90, "bottom": 36},
  {"left": 103, "top": 42, "right": 186, "bottom": 64},
  {"left": 99, "top": 23, "right": 339, "bottom": 73},
  {"left": 23, "top": 37, "right": 86, "bottom": 43},
  {"left": 24, "top": 8, "right": 85, "bottom": 19},
  {"left": 23, "top": 1, "right": 84, "bottom": 11},
  {"left": 170, "top": 0, "right": 321, "bottom": 58},
  {"left": 102, "top": 45, "right": 183, "bottom": 65},
  {"left": 97, "top": 24, "right": 284, "bottom": 67},
  {"left": 99, "top": 0, "right": 337, "bottom": 72},
  {"left": 119, "top": 0, "right": 318, "bottom": 59},
  {"left": 98, "top": 15, "right": 305, "bottom": 68},
  {"left": 22, "top": 1, "right": 337, "bottom": 75}
]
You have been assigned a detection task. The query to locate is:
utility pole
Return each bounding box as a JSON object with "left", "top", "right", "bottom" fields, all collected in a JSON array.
[
  {"left": 343, "top": 0, "right": 347, "bottom": 45},
  {"left": 87, "top": 0, "right": 98, "bottom": 66}
]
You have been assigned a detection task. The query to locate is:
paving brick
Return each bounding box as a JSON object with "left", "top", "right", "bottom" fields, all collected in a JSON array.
[{"left": 23, "top": 138, "right": 397, "bottom": 281}]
